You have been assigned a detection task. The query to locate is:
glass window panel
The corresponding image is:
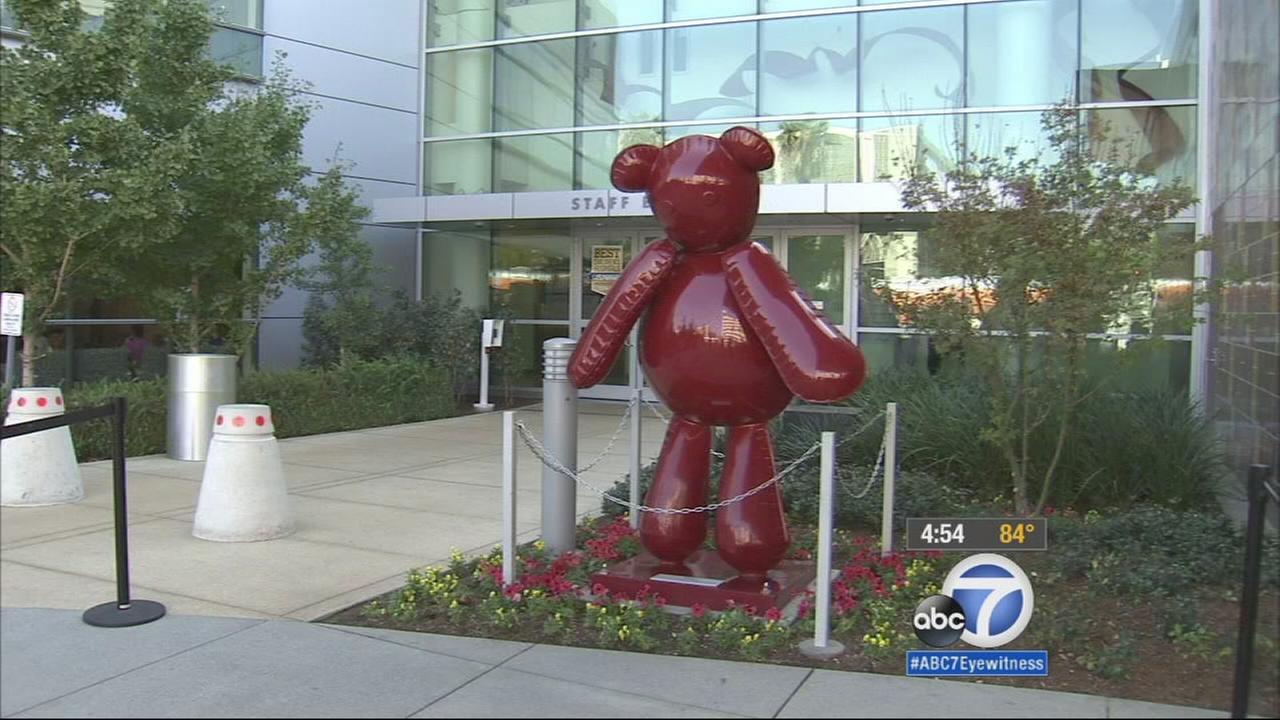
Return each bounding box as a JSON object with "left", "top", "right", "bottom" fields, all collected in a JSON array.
[
  {"left": 1080, "top": 0, "right": 1198, "bottom": 102},
  {"left": 497, "top": 323, "right": 570, "bottom": 386},
  {"left": 763, "top": 0, "right": 860, "bottom": 10},
  {"left": 860, "top": 5, "right": 964, "bottom": 112},
  {"left": 663, "top": 123, "right": 752, "bottom": 145},
  {"left": 1141, "top": 223, "right": 1196, "bottom": 335},
  {"left": 759, "top": 14, "right": 858, "bottom": 115},
  {"left": 665, "top": 24, "right": 758, "bottom": 122},
  {"left": 426, "top": 48, "right": 494, "bottom": 136},
  {"left": 1085, "top": 338, "right": 1191, "bottom": 393},
  {"left": 425, "top": 139, "right": 493, "bottom": 195},
  {"left": 428, "top": 0, "right": 496, "bottom": 48},
  {"left": 575, "top": 128, "right": 663, "bottom": 189},
  {"left": 495, "top": 133, "right": 574, "bottom": 192},
  {"left": 1084, "top": 105, "right": 1196, "bottom": 188},
  {"left": 491, "top": 232, "right": 572, "bottom": 320},
  {"left": 760, "top": 120, "right": 858, "bottom": 184},
  {"left": 786, "top": 235, "right": 846, "bottom": 325},
  {"left": 967, "top": 0, "right": 1076, "bottom": 106},
  {"left": 577, "top": 31, "right": 663, "bottom": 126},
  {"left": 858, "top": 115, "right": 961, "bottom": 181},
  {"left": 667, "top": 0, "right": 756, "bottom": 21},
  {"left": 206, "top": 0, "right": 261, "bottom": 29},
  {"left": 422, "top": 231, "right": 492, "bottom": 312},
  {"left": 579, "top": 0, "right": 662, "bottom": 29},
  {"left": 856, "top": 334, "right": 932, "bottom": 375},
  {"left": 495, "top": 40, "right": 575, "bottom": 131},
  {"left": 966, "top": 111, "right": 1061, "bottom": 165},
  {"left": 859, "top": 226, "right": 930, "bottom": 328},
  {"left": 497, "top": 0, "right": 574, "bottom": 38},
  {"left": 0, "top": 1, "right": 18, "bottom": 29},
  {"left": 580, "top": 240, "right": 633, "bottom": 320},
  {"left": 209, "top": 26, "right": 262, "bottom": 77}
]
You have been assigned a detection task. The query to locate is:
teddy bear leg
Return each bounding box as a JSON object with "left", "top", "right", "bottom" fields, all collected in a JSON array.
[
  {"left": 638, "top": 416, "right": 711, "bottom": 571},
  {"left": 715, "top": 422, "right": 790, "bottom": 589}
]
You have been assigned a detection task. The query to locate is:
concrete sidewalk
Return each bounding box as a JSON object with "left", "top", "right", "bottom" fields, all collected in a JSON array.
[
  {"left": 0, "top": 608, "right": 1229, "bottom": 718},
  {"left": 1, "top": 402, "right": 659, "bottom": 621}
]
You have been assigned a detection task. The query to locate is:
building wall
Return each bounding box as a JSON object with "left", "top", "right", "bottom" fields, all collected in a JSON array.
[
  {"left": 256, "top": 0, "right": 422, "bottom": 369},
  {"left": 1208, "top": 0, "right": 1280, "bottom": 481}
]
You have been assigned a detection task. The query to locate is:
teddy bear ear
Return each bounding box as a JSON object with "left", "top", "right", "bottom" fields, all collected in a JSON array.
[
  {"left": 720, "top": 126, "right": 775, "bottom": 171},
  {"left": 610, "top": 144, "right": 660, "bottom": 192}
]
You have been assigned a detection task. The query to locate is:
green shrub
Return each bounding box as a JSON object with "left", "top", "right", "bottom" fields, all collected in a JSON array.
[
  {"left": 1047, "top": 506, "right": 1252, "bottom": 596},
  {"left": 15, "top": 357, "right": 459, "bottom": 461}
]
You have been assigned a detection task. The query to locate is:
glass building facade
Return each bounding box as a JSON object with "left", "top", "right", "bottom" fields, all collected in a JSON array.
[{"left": 418, "top": 0, "right": 1201, "bottom": 398}]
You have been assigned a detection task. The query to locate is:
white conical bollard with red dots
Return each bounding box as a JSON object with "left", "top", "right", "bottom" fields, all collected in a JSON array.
[
  {"left": 192, "top": 404, "right": 294, "bottom": 542},
  {"left": 1, "top": 388, "right": 84, "bottom": 506}
]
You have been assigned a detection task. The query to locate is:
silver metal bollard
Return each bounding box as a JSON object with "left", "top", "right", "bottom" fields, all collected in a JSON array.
[
  {"left": 800, "top": 431, "right": 844, "bottom": 658},
  {"left": 541, "top": 338, "right": 578, "bottom": 555},
  {"left": 881, "top": 402, "right": 898, "bottom": 557}
]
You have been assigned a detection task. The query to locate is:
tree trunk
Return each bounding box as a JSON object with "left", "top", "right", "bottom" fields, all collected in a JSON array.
[
  {"left": 188, "top": 276, "right": 201, "bottom": 353},
  {"left": 21, "top": 330, "right": 37, "bottom": 386}
]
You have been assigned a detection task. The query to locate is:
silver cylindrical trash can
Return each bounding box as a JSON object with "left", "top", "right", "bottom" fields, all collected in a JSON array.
[
  {"left": 541, "top": 338, "right": 578, "bottom": 555},
  {"left": 167, "top": 353, "right": 237, "bottom": 461}
]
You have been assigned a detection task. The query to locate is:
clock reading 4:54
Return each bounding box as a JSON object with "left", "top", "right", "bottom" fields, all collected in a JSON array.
[{"left": 918, "top": 523, "right": 965, "bottom": 545}]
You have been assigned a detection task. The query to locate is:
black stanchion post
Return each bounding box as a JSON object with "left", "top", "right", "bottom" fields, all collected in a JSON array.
[
  {"left": 82, "top": 396, "right": 166, "bottom": 628},
  {"left": 1230, "top": 463, "right": 1271, "bottom": 719}
]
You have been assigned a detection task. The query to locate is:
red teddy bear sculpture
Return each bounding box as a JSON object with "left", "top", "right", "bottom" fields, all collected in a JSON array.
[{"left": 568, "top": 126, "right": 867, "bottom": 588}]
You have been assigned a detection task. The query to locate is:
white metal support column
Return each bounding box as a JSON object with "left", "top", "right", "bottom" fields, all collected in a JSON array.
[{"left": 1190, "top": 0, "right": 1216, "bottom": 411}]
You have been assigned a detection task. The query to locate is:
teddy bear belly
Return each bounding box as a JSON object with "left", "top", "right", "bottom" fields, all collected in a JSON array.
[{"left": 640, "top": 268, "right": 792, "bottom": 426}]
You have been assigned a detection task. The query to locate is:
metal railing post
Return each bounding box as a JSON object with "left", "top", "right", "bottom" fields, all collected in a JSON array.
[
  {"left": 629, "top": 387, "right": 642, "bottom": 529},
  {"left": 541, "top": 338, "right": 578, "bottom": 555},
  {"left": 800, "top": 431, "right": 844, "bottom": 658},
  {"left": 502, "top": 410, "right": 517, "bottom": 586},
  {"left": 881, "top": 402, "right": 897, "bottom": 557},
  {"left": 1231, "top": 463, "right": 1273, "bottom": 718}
]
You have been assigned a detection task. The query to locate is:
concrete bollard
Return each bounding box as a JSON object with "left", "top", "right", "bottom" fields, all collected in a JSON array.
[
  {"left": 192, "top": 404, "right": 294, "bottom": 542},
  {"left": 1, "top": 388, "right": 84, "bottom": 506}
]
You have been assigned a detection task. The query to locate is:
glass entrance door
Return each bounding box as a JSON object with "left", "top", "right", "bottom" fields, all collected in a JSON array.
[{"left": 573, "top": 234, "right": 639, "bottom": 399}]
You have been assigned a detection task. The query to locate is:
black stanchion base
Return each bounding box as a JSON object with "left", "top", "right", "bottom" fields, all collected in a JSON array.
[{"left": 83, "top": 600, "right": 166, "bottom": 628}]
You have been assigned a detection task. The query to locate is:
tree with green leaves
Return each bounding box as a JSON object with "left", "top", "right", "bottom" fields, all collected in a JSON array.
[
  {"left": 884, "top": 106, "right": 1196, "bottom": 515},
  {"left": 2, "top": 0, "right": 367, "bottom": 379},
  {"left": 1, "top": 0, "right": 189, "bottom": 384}
]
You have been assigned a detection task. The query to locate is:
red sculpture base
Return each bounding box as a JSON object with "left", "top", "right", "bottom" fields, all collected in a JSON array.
[{"left": 591, "top": 550, "right": 815, "bottom": 612}]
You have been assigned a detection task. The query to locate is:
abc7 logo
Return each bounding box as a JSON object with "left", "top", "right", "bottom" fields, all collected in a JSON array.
[{"left": 913, "top": 553, "right": 1035, "bottom": 648}]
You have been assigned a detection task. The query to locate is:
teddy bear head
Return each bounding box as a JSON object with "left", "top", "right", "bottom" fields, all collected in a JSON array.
[{"left": 611, "top": 126, "right": 774, "bottom": 253}]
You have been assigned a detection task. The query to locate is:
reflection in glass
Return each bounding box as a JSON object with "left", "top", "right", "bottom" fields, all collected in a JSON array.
[
  {"left": 425, "top": 139, "right": 493, "bottom": 195},
  {"left": 490, "top": 232, "right": 572, "bottom": 320},
  {"left": 209, "top": 27, "right": 262, "bottom": 77},
  {"left": 428, "top": 0, "right": 495, "bottom": 47},
  {"left": 498, "top": 324, "right": 571, "bottom": 386},
  {"left": 577, "top": 31, "right": 663, "bottom": 126},
  {"left": 423, "top": 231, "right": 491, "bottom": 312},
  {"left": 861, "top": 6, "right": 964, "bottom": 112},
  {"left": 1080, "top": 0, "right": 1198, "bottom": 102},
  {"left": 966, "top": 111, "right": 1060, "bottom": 165},
  {"left": 967, "top": 0, "right": 1076, "bottom": 107},
  {"left": 580, "top": 240, "right": 633, "bottom": 319},
  {"left": 859, "top": 227, "right": 931, "bottom": 328},
  {"left": 762, "top": 0, "right": 860, "bottom": 10},
  {"left": 495, "top": 40, "right": 575, "bottom": 131},
  {"left": 427, "top": 49, "right": 494, "bottom": 136},
  {"left": 1084, "top": 105, "right": 1196, "bottom": 188},
  {"left": 759, "top": 120, "right": 857, "bottom": 184},
  {"left": 498, "top": 0, "right": 573, "bottom": 38},
  {"left": 787, "top": 235, "right": 846, "bottom": 326},
  {"left": 758, "top": 14, "right": 857, "bottom": 115},
  {"left": 664, "top": 123, "right": 747, "bottom": 144},
  {"left": 579, "top": 0, "right": 662, "bottom": 29},
  {"left": 858, "top": 115, "right": 960, "bottom": 181},
  {"left": 857, "top": 333, "right": 931, "bottom": 375},
  {"left": 665, "top": 24, "right": 757, "bottom": 122},
  {"left": 667, "top": 0, "right": 756, "bottom": 21},
  {"left": 495, "top": 134, "right": 574, "bottom": 192},
  {"left": 576, "top": 128, "right": 663, "bottom": 189},
  {"left": 207, "top": 0, "right": 261, "bottom": 29}
]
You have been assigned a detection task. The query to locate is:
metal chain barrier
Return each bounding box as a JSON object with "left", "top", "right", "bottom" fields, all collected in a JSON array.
[
  {"left": 514, "top": 410, "right": 886, "bottom": 515},
  {"left": 575, "top": 395, "right": 638, "bottom": 473}
]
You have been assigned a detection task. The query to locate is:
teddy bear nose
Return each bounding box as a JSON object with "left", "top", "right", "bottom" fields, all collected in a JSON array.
[{"left": 702, "top": 191, "right": 718, "bottom": 206}]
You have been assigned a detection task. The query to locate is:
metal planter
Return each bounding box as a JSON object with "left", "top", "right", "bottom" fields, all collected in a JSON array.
[{"left": 166, "top": 353, "right": 237, "bottom": 461}]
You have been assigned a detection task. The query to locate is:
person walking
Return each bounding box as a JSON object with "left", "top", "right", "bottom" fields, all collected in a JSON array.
[{"left": 124, "top": 324, "right": 149, "bottom": 380}]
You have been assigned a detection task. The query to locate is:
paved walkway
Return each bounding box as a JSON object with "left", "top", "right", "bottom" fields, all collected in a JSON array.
[
  {"left": 1, "top": 402, "right": 661, "bottom": 621},
  {"left": 0, "top": 608, "right": 1230, "bottom": 718}
]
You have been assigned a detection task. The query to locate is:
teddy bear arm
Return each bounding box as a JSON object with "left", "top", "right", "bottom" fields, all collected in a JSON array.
[
  {"left": 568, "top": 238, "right": 680, "bottom": 389},
  {"left": 724, "top": 243, "right": 867, "bottom": 402}
]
